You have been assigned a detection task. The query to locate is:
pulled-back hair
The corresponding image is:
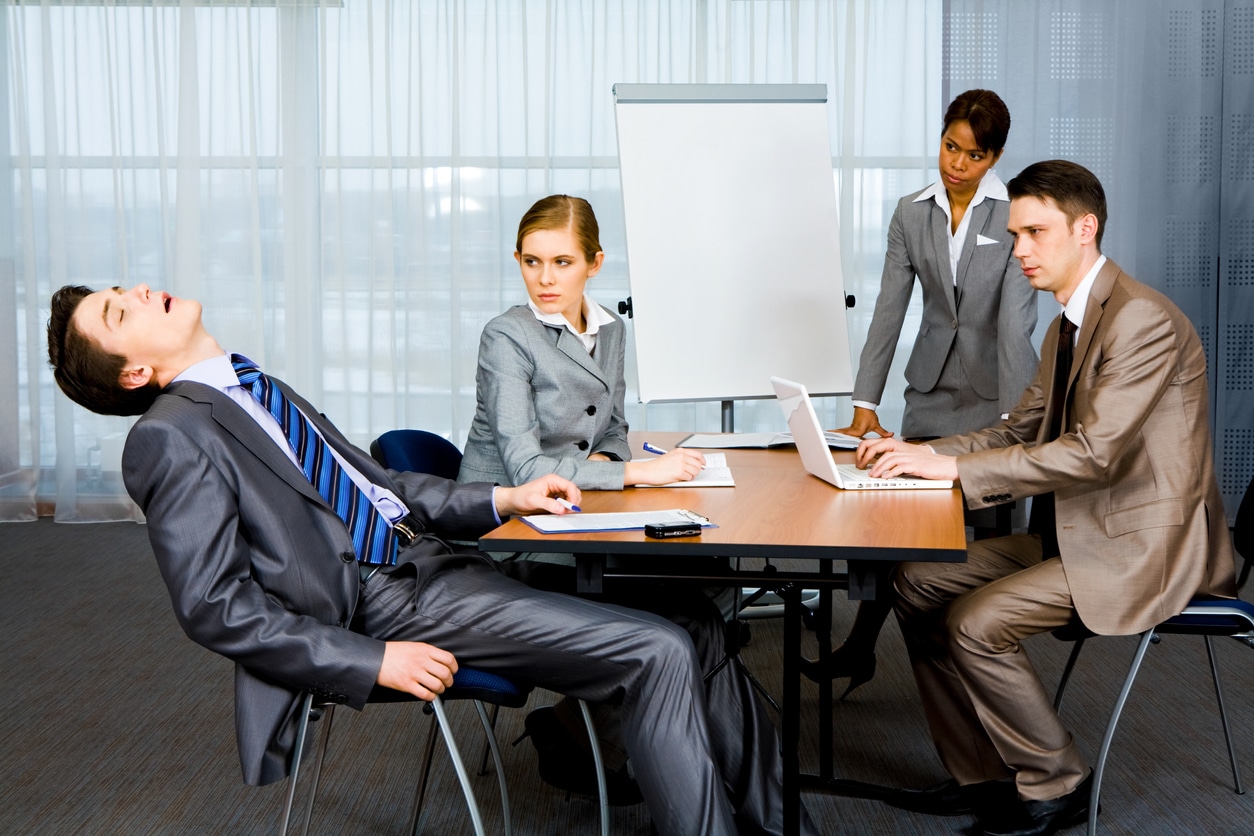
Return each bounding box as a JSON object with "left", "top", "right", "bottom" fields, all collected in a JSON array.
[
  {"left": 47, "top": 285, "right": 161, "bottom": 416},
  {"left": 515, "top": 195, "right": 602, "bottom": 262},
  {"left": 943, "top": 89, "right": 1011, "bottom": 155},
  {"left": 1007, "top": 160, "right": 1107, "bottom": 250}
]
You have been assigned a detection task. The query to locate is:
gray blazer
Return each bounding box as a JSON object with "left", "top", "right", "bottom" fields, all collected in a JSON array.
[
  {"left": 458, "top": 304, "right": 631, "bottom": 490},
  {"left": 122, "top": 378, "right": 499, "bottom": 786},
  {"left": 854, "top": 187, "right": 1038, "bottom": 436}
]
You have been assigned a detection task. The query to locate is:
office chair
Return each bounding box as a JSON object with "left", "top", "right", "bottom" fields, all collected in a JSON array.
[
  {"left": 1052, "top": 475, "right": 1254, "bottom": 836},
  {"left": 281, "top": 673, "right": 527, "bottom": 836},
  {"left": 369, "top": 428, "right": 611, "bottom": 835}
]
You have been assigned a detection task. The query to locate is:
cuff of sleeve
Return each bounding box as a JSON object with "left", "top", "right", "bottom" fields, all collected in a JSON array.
[
  {"left": 852, "top": 400, "right": 879, "bottom": 411},
  {"left": 489, "top": 485, "right": 502, "bottom": 525}
]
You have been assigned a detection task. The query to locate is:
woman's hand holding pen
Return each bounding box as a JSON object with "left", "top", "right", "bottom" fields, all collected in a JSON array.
[{"left": 624, "top": 444, "right": 706, "bottom": 486}]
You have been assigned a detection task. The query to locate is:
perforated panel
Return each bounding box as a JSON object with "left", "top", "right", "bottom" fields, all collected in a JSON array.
[
  {"left": 1221, "top": 429, "right": 1254, "bottom": 496},
  {"left": 1049, "top": 11, "right": 1114, "bottom": 80},
  {"left": 1227, "top": 114, "right": 1254, "bottom": 180},
  {"left": 1229, "top": 5, "right": 1254, "bottom": 75},
  {"left": 1166, "top": 219, "right": 1215, "bottom": 289},
  {"left": 1048, "top": 117, "right": 1115, "bottom": 185},
  {"left": 1167, "top": 8, "right": 1221, "bottom": 77},
  {"left": 1196, "top": 324, "right": 1215, "bottom": 370},
  {"left": 1167, "top": 115, "right": 1219, "bottom": 182},
  {"left": 946, "top": 12, "right": 1000, "bottom": 82},
  {"left": 1229, "top": 219, "right": 1254, "bottom": 286},
  {"left": 1226, "top": 324, "right": 1254, "bottom": 390}
]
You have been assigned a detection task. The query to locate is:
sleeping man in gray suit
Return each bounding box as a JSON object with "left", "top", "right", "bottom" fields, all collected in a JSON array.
[{"left": 46, "top": 282, "right": 786, "bottom": 835}]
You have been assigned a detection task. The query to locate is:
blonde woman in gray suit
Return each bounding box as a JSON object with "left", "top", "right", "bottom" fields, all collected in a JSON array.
[
  {"left": 458, "top": 195, "right": 807, "bottom": 834},
  {"left": 458, "top": 194, "right": 704, "bottom": 492},
  {"left": 805, "top": 90, "right": 1038, "bottom": 696}
]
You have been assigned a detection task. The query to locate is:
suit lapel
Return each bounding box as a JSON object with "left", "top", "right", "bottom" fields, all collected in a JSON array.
[
  {"left": 164, "top": 380, "right": 327, "bottom": 507},
  {"left": 549, "top": 323, "right": 610, "bottom": 388},
  {"left": 953, "top": 201, "right": 994, "bottom": 306},
  {"left": 1070, "top": 260, "right": 1120, "bottom": 393},
  {"left": 927, "top": 201, "right": 959, "bottom": 318}
]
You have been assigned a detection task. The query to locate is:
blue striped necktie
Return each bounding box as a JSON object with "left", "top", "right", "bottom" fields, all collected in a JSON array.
[{"left": 231, "top": 354, "right": 397, "bottom": 566}]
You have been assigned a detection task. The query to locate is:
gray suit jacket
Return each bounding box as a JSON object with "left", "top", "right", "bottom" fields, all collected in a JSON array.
[
  {"left": 122, "top": 378, "right": 499, "bottom": 785},
  {"left": 854, "top": 188, "right": 1038, "bottom": 436},
  {"left": 936, "top": 259, "right": 1236, "bottom": 635},
  {"left": 458, "top": 304, "right": 631, "bottom": 490}
]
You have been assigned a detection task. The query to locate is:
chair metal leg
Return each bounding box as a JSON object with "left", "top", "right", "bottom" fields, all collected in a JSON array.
[
  {"left": 1086, "top": 630, "right": 1155, "bottom": 836},
  {"left": 299, "top": 704, "right": 335, "bottom": 836},
  {"left": 1203, "top": 635, "right": 1245, "bottom": 794},
  {"left": 477, "top": 703, "right": 500, "bottom": 776},
  {"left": 280, "top": 692, "right": 315, "bottom": 835},
  {"left": 431, "top": 697, "right": 487, "bottom": 836},
  {"left": 577, "top": 698, "right": 610, "bottom": 836},
  {"left": 410, "top": 705, "right": 443, "bottom": 835},
  {"left": 471, "top": 700, "right": 512, "bottom": 836},
  {"left": 1053, "top": 636, "right": 1087, "bottom": 713}
]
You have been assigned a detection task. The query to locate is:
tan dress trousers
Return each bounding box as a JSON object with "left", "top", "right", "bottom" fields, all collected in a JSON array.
[{"left": 894, "top": 533, "right": 1090, "bottom": 802}]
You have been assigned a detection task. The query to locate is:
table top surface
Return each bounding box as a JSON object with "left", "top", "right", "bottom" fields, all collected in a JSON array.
[{"left": 480, "top": 431, "right": 968, "bottom": 562}]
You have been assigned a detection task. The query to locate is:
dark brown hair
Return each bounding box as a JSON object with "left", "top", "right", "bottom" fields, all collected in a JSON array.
[
  {"left": 943, "top": 89, "right": 1011, "bottom": 155},
  {"left": 1008, "top": 160, "right": 1108, "bottom": 250},
  {"left": 515, "top": 195, "right": 602, "bottom": 262},
  {"left": 47, "top": 285, "right": 161, "bottom": 416}
]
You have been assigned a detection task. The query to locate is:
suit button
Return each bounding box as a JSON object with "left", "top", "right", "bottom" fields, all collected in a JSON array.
[
  {"left": 340, "top": 552, "right": 354, "bottom": 564},
  {"left": 586, "top": 405, "right": 596, "bottom": 415},
  {"left": 576, "top": 440, "right": 589, "bottom": 451},
  {"left": 335, "top": 694, "right": 347, "bottom": 704}
]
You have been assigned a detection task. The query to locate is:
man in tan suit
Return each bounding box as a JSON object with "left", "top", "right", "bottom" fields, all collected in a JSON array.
[{"left": 858, "top": 160, "right": 1236, "bottom": 836}]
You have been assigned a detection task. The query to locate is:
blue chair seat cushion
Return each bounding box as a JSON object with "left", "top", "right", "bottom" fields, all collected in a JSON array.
[{"left": 1160, "top": 597, "right": 1254, "bottom": 635}]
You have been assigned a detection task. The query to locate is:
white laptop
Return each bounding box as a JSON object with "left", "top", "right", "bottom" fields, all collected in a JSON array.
[{"left": 770, "top": 377, "right": 954, "bottom": 491}]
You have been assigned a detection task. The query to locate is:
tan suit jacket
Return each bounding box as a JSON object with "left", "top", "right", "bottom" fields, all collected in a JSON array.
[{"left": 933, "top": 259, "right": 1235, "bottom": 636}]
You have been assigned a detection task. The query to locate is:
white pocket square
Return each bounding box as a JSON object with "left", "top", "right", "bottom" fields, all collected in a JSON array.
[{"left": 976, "top": 234, "right": 999, "bottom": 246}]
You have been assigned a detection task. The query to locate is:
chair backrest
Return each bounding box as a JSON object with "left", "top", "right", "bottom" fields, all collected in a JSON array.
[
  {"left": 1234, "top": 475, "right": 1254, "bottom": 591},
  {"left": 370, "top": 429, "right": 463, "bottom": 480}
]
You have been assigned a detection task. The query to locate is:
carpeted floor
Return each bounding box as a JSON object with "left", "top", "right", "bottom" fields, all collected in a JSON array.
[{"left": 2, "top": 517, "right": 1251, "bottom": 834}]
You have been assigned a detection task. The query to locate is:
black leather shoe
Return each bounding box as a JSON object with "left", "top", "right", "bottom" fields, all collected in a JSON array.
[
  {"left": 515, "top": 706, "right": 643, "bottom": 806},
  {"left": 979, "top": 774, "right": 1094, "bottom": 836},
  {"left": 885, "top": 778, "right": 1018, "bottom": 818}
]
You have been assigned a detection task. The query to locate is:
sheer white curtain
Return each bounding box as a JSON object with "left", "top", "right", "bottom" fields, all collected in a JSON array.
[{"left": 3, "top": 0, "right": 940, "bottom": 523}]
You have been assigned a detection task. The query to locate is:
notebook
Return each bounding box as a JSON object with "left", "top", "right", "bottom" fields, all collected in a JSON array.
[{"left": 769, "top": 376, "right": 954, "bottom": 491}]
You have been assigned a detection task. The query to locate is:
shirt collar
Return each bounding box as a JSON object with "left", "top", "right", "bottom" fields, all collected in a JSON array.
[
  {"left": 913, "top": 169, "right": 1008, "bottom": 214},
  {"left": 1063, "top": 254, "right": 1108, "bottom": 332},
  {"left": 527, "top": 293, "right": 613, "bottom": 336},
  {"left": 173, "top": 351, "right": 238, "bottom": 389}
]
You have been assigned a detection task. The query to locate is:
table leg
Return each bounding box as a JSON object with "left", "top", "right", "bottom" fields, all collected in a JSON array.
[
  {"left": 576, "top": 554, "right": 606, "bottom": 594},
  {"left": 782, "top": 583, "right": 801, "bottom": 835},
  {"left": 818, "top": 561, "right": 833, "bottom": 780}
]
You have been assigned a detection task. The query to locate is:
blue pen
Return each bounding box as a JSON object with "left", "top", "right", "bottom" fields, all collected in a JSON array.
[
  {"left": 556, "top": 498, "right": 582, "bottom": 513},
  {"left": 642, "top": 442, "right": 668, "bottom": 456}
]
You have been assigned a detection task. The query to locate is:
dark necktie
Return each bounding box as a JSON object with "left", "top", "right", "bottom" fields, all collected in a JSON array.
[
  {"left": 1032, "top": 314, "right": 1077, "bottom": 559},
  {"left": 231, "top": 354, "right": 398, "bottom": 566}
]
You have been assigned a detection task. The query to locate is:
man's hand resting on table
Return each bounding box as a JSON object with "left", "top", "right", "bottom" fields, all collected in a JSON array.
[
  {"left": 856, "top": 436, "right": 959, "bottom": 482},
  {"left": 495, "top": 474, "right": 583, "bottom": 517},
  {"left": 378, "top": 641, "right": 458, "bottom": 700}
]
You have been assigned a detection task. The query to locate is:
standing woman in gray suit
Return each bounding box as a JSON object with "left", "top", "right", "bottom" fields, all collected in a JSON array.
[
  {"left": 458, "top": 195, "right": 806, "bottom": 834},
  {"left": 805, "top": 90, "right": 1038, "bottom": 694}
]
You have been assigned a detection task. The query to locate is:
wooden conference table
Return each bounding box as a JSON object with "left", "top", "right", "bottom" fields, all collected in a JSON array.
[{"left": 480, "top": 431, "right": 967, "bottom": 831}]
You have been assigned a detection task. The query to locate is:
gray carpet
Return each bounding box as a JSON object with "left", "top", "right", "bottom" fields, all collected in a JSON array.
[{"left": 2, "top": 518, "right": 1251, "bottom": 834}]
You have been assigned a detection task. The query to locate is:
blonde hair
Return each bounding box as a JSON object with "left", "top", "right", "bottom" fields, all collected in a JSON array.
[{"left": 515, "top": 195, "right": 602, "bottom": 262}]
